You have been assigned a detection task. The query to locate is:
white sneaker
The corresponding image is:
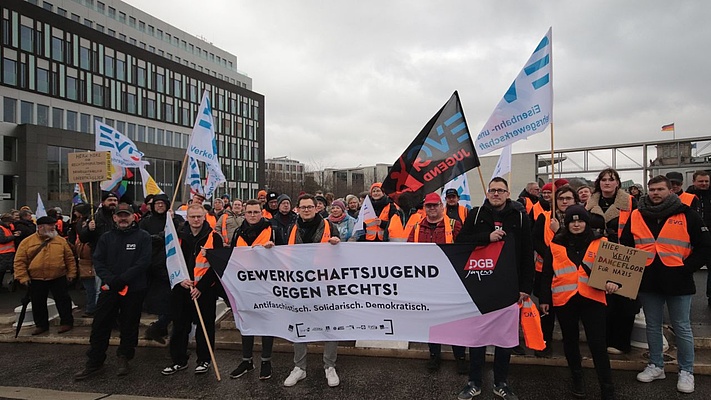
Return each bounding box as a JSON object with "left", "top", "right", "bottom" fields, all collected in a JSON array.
[
  {"left": 283, "top": 366, "right": 306, "bottom": 387},
  {"left": 677, "top": 370, "right": 694, "bottom": 393},
  {"left": 637, "top": 364, "right": 666, "bottom": 383},
  {"left": 325, "top": 366, "right": 340, "bottom": 387}
]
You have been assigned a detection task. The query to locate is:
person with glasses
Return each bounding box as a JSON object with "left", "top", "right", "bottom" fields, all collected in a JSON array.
[
  {"left": 585, "top": 168, "right": 638, "bottom": 356},
  {"left": 229, "top": 199, "right": 277, "bottom": 381},
  {"left": 455, "top": 177, "right": 534, "bottom": 400},
  {"left": 408, "top": 192, "right": 466, "bottom": 374},
  {"left": 283, "top": 194, "right": 341, "bottom": 388},
  {"left": 532, "top": 185, "right": 579, "bottom": 358}
]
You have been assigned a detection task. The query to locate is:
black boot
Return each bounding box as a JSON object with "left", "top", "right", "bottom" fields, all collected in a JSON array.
[
  {"left": 571, "top": 369, "right": 586, "bottom": 398},
  {"left": 601, "top": 383, "right": 615, "bottom": 400}
]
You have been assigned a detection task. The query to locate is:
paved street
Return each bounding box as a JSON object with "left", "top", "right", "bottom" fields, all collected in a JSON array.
[{"left": 1, "top": 343, "right": 709, "bottom": 400}]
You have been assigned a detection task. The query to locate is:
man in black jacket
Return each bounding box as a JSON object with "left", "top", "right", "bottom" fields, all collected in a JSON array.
[
  {"left": 686, "top": 170, "right": 711, "bottom": 307},
  {"left": 621, "top": 175, "right": 711, "bottom": 395},
  {"left": 270, "top": 194, "right": 297, "bottom": 246},
  {"left": 455, "top": 177, "right": 534, "bottom": 400},
  {"left": 160, "top": 204, "right": 223, "bottom": 376},
  {"left": 74, "top": 202, "right": 152, "bottom": 380},
  {"left": 79, "top": 191, "right": 119, "bottom": 253}
]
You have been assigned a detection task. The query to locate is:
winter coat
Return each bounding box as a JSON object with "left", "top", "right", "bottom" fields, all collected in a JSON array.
[
  {"left": 329, "top": 214, "right": 357, "bottom": 242},
  {"left": 456, "top": 199, "right": 535, "bottom": 295},
  {"left": 216, "top": 210, "right": 244, "bottom": 246},
  {"left": 14, "top": 233, "right": 77, "bottom": 284},
  {"left": 178, "top": 221, "right": 224, "bottom": 292},
  {"left": 585, "top": 189, "right": 637, "bottom": 243},
  {"left": 93, "top": 223, "right": 152, "bottom": 291},
  {"left": 13, "top": 219, "right": 36, "bottom": 248},
  {"left": 407, "top": 217, "right": 462, "bottom": 243},
  {"left": 271, "top": 211, "right": 298, "bottom": 245},
  {"left": 686, "top": 185, "right": 711, "bottom": 227},
  {"left": 79, "top": 207, "right": 115, "bottom": 252},
  {"left": 290, "top": 214, "right": 339, "bottom": 244}
]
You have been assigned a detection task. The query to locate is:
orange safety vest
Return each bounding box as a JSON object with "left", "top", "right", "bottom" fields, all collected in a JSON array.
[
  {"left": 412, "top": 216, "right": 453, "bottom": 244},
  {"left": 616, "top": 194, "right": 634, "bottom": 240},
  {"left": 392, "top": 210, "right": 425, "bottom": 242},
  {"left": 287, "top": 220, "right": 331, "bottom": 245},
  {"left": 236, "top": 226, "right": 272, "bottom": 247},
  {"left": 205, "top": 213, "right": 216, "bottom": 230},
  {"left": 456, "top": 205, "right": 468, "bottom": 224},
  {"left": 550, "top": 238, "right": 607, "bottom": 307},
  {"left": 630, "top": 210, "right": 691, "bottom": 267},
  {"left": 193, "top": 233, "right": 214, "bottom": 283},
  {"left": 522, "top": 197, "right": 534, "bottom": 215},
  {"left": 55, "top": 219, "right": 64, "bottom": 236},
  {"left": 262, "top": 209, "right": 273, "bottom": 219},
  {"left": 543, "top": 211, "right": 556, "bottom": 247},
  {"left": 532, "top": 201, "right": 545, "bottom": 222},
  {"left": 679, "top": 192, "right": 697, "bottom": 207},
  {"left": 364, "top": 203, "right": 396, "bottom": 241},
  {"left": 519, "top": 298, "right": 546, "bottom": 351},
  {"left": 0, "top": 226, "right": 15, "bottom": 253}
]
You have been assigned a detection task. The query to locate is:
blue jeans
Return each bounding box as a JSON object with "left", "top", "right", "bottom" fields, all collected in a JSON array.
[
  {"left": 638, "top": 292, "right": 694, "bottom": 373},
  {"left": 81, "top": 277, "right": 97, "bottom": 314}
]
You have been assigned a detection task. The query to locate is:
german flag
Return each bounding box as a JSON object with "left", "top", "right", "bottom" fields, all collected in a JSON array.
[{"left": 661, "top": 123, "right": 675, "bottom": 132}]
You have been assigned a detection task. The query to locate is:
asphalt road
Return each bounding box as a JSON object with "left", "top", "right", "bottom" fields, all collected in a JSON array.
[{"left": 1, "top": 343, "right": 710, "bottom": 399}]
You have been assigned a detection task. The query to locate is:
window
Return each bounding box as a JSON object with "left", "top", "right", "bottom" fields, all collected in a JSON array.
[
  {"left": 71, "top": 14, "right": 80, "bottom": 23},
  {"left": 165, "top": 130, "right": 173, "bottom": 147},
  {"left": 104, "top": 55, "right": 114, "bottom": 77},
  {"left": 97, "top": 2, "right": 105, "bottom": 13},
  {"left": 37, "top": 104, "right": 49, "bottom": 126},
  {"left": 119, "top": 33, "right": 126, "bottom": 41},
  {"left": 84, "top": 19, "right": 93, "bottom": 28},
  {"left": 3, "top": 137, "right": 18, "bottom": 162},
  {"left": 108, "top": 29, "right": 115, "bottom": 37},
  {"left": 20, "top": 101, "right": 33, "bottom": 124},
  {"left": 147, "top": 127, "right": 155, "bottom": 143},
  {"left": 52, "top": 108, "right": 63, "bottom": 128},
  {"left": 43, "top": 2, "right": 53, "bottom": 11},
  {"left": 156, "top": 29, "right": 163, "bottom": 39},
  {"left": 79, "top": 46, "right": 90, "bottom": 70},
  {"left": 116, "top": 120, "right": 125, "bottom": 134},
  {"left": 137, "top": 125, "right": 145, "bottom": 142},
  {"left": 36, "top": 67, "right": 49, "bottom": 93},
  {"left": 66, "top": 110, "right": 77, "bottom": 131},
  {"left": 116, "top": 59, "right": 125, "bottom": 80},
  {"left": 118, "top": 12, "right": 126, "bottom": 24},
  {"left": 155, "top": 73, "right": 164, "bottom": 92},
  {"left": 126, "top": 123, "right": 136, "bottom": 139},
  {"left": 20, "top": 25, "right": 33, "bottom": 52},
  {"left": 105, "top": 118, "right": 114, "bottom": 127},
  {"left": 57, "top": 8, "right": 66, "bottom": 17},
  {"left": 148, "top": 25, "right": 154, "bottom": 35},
  {"left": 147, "top": 98, "right": 155, "bottom": 118},
  {"left": 51, "top": 36, "right": 63, "bottom": 62},
  {"left": 126, "top": 93, "right": 136, "bottom": 114},
  {"left": 3, "top": 59, "right": 17, "bottom": 85},
  {"left": 96, "top": 24, "right": 104, "bottom": 33},
  {"left": 3, "top": 97, "right": 16, "bottom": 123},
  {"left": 92, "top": 83, "right": 103, "bottom": 106},
  {"left": 108, "top": 7, "right": 115, "bottom": 18},
  {"left": 80, "top": 113, "right": 91, "bottom": 133},
  {"left": 139, "top": 21, "right": 145, "bottom": 32},
  {"left": 156, "top": 129, "right": 164, "bottom": 145},
  {"left": 130, "top": 38, "right": 136, "bottom": 46},
  {"left": 66, "top": 76, "right": 78, "bottom": 100},
  {"left": 164, "top": 103, "right": 173, "bottom": 121},
  {"left": 129, "top": 17, "right": 136, "bottom": 28}
]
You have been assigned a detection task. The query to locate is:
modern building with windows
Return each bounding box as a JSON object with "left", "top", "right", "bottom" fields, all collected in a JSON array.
[
  {"left": 0, "top": 0, "right": 264, "bottom": 211},
  {"left": 264, "top": 156, "right": 305, "bottom": 197}
]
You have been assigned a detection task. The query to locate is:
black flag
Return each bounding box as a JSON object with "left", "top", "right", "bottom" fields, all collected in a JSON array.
[{"left": 382, "top": 91, "right": 480, "bottom": 199}]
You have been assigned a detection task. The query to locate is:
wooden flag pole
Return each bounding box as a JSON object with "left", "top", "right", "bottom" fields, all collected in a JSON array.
[
  {"left": 170, "top": 151, "right": 190, "bottom": 211},
  {"left": 476, "top": 167, "right": 487, "bottom": 193},
  {"left": 193, "top": 297, "right": 221, "bottom": 381},
  {"left": 88, "top": 181, "right": 94, "bottom": 221}
]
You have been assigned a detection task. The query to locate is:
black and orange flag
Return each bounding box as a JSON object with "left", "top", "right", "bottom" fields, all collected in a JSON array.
[{"left": 382, "top": 91, "right": 480, "bottom": 199}]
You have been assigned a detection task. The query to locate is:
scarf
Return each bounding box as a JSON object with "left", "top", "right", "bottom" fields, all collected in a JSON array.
[
  {"left": 237, "top": 218, "right": 271, "bottom": 246},
  {"left": 296, "top": 214, "right": 323, "bottom": 244},
  {"left": 637, "top": 193, "right": 685, "bottom": 220},
  {"left": 328, "top": 212, "right": 347, "bottom": 224}
]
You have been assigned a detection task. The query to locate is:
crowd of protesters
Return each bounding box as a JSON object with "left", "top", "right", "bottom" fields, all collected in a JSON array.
[{"left": 1, "top": 169, "right": 710, "bottom": 399}]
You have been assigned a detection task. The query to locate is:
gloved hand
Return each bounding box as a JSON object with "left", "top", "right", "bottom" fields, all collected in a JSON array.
[{"left": 110, "top": 277, "right": 127, "bottom": 292}]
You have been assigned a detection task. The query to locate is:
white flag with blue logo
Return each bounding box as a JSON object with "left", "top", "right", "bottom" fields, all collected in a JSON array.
[
  {"left": 442, "top": 173, "right": 473, "bottom": 210},
  {"left": 95, "top": 121, "right": 148, "bottom": 168},
  {"left": 474, "top": 28, "right": 552, "bottom": 155},
  {"left": 354, "top": 195, "right": 377, "bottom": 230},
  {"left": 491, "top": 144, "right": 513, "bottom": 181},
  {"left": 187, "top": 156, "right": 204, "bottom": 197},
  {"left": 187, "top": 91, "right": 219, "bottom": 166},
  {"left": 165, "top": 215, "right": 190, "bottom": 288},
  {"left": 36, "top": 193, "right": 47, "bottom": 218},
  {"left": 203, "top": 162, "right": 226, "bottom": 200}
]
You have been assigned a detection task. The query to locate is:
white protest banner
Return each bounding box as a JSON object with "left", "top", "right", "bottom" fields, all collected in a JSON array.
[
  {"left": 211, "top": 241, "right": 521, "bottom": 347},
  {"left": 475, "top": 28, "right": 552, "bottom": 154},
  {"left": 36, "top": 193, "right": 47, "bottom": 218},
  {"left": 164, "top": 216, "right": 190, "bottom": 288}
]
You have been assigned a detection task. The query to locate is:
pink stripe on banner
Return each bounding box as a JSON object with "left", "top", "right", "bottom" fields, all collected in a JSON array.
[{"left": 429, "top": 303, "right": 520, "bottom": 348}]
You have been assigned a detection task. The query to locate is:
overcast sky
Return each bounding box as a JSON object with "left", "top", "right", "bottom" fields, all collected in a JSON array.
[{"left": 126, "top": 0, "right": 710, "bottom": 171}]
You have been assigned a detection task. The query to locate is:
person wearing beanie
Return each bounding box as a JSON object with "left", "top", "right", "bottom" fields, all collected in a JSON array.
[
  {"left": 532, "top": 185, "right": 580, "bottom": 358},
  {"left": 257, "top": 190, "right": 268, "bottom": 207},
  {"left": 358, "top": 182, "right": 404, "bottom": 243},
  {"left": 620, "top": 175, "right": 711, "bottom": 395},
  {"left": 262, "top": 191, "right": 280, "bottom": 219},
  {"left": 327, "top": 199, "right": 356, "bottom": 241},
  {"left": 585, "top": 168, "right": 638, "bottom": 356},
  {"left": 271, "top": 194, "right": 297, "bottom": 245},
  {"left": 139, "top": 193, "right": 185, "bottom": 344},
  {"left": 80, "top": 192, "right": 119, "bottom": 254},
  {"left": 628, "top": 184, "right": 643, "bottom": 202},
  {"left": 539, "top": 204, "right": 618, "bottom": 400}
]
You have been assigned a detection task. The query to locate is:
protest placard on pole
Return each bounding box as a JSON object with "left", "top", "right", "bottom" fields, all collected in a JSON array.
[
  {"left": 67, "top": 151, "right": 111, "bottom": 183},
  {"left": 588, "top": 240, "right": 649, "bottom": 299}
]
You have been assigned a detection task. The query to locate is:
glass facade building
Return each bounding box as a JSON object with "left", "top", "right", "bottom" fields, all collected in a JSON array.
[{"left": 0, "top": 0, "right": 265, "bottom": 209}]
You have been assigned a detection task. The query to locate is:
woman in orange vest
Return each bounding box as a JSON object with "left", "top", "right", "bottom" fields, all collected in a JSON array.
[
  {"left": 539, "top": 205, "right": 618, "bottom": 400},
  {"left": 358, "top": 183, "right": 404, "bottom": 242},
  {"left": 585, "top": 168, "right": 639, "bottom": 356},
  {"left": 531, "top": 183, "right": 575, "bottom": 357}
]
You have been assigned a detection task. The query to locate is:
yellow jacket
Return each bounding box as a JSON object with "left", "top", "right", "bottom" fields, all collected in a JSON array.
[{"left": 14, "top": 234, "right": 77, "bottom": 284}]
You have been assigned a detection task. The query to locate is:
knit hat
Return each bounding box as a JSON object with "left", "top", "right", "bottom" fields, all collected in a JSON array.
[
  {"left": 267, "top": 191, "right": 279, "bottom": 202},
  {"left": 665, "top": 172, "right": 683, "bottom": 184},
  {"left": 331, "top": 200, "right": 346, "bottom": 211},
  {"left": 370, "top": 182, "right": 383, "bottom": 194},
  {"left": 555, "top": 178, "right": 569, "bottom": 188},
  {"left": 101, "top": 191, "right": 118, "bottom": 201},
  {"left": 257, "top": 190, "right": 267, "bottom": 198},
  {"left": 276, "top": 194, "right": 291, "bottom": 206},
  {"left": 564, "top": 204, "right": 591, "bottom": 226},
  {"left": 541, "top": 183, "right": 553, "bottom": 192}
]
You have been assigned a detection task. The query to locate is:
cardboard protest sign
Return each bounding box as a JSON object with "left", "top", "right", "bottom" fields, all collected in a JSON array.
[
  {"left": 68, "top": 151, "right": 111, "bottom": 183},
  {"left": 588, "top": 240, "right": 649, "bottom": 299}
]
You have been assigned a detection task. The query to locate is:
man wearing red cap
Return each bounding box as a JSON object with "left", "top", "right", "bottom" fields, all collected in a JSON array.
[{"left": 408, "top": 193, "right": 465, "bottom": 374}]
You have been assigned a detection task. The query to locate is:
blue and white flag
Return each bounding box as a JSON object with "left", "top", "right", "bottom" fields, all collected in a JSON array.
[
  {"left": 475, "top": 28, "right": 552, "bottom": 154},
  {"left": 491, "top": 144, "right": 513, "bottom": 181},
  {"left": 95, "top": 121, "right": 148, "bottom": 168},
  {"left": 36, "top": 193, "right": 47, "bottom": 218},
  {"left": 185, "top": 91, "right": 225, "bottom": 199},
  {"left": 165, "top": 215, "right": 190, "bottom": 288},
  {"left": 442, "top": 173, "right": 473, "bottom": 210},
  {"left": 354, "top": 195, "right": 377, "bottom": 231}
]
